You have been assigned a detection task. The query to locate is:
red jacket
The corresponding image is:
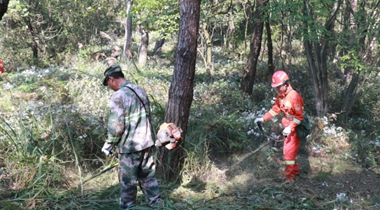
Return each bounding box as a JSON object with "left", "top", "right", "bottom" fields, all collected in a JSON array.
[{"left": 263, "top": 85, "right": 304, "bottom": 131}]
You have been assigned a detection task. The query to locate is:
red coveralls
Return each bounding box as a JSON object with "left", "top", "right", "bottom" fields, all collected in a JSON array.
[
  {"left": 263, "top": 85, "right": 304, "bottom": 180},
  {"left": 0, "top": 60, "right": 4, "bottom": 73}
]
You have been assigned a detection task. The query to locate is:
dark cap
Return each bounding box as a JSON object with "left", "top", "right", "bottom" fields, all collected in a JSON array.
[{"left": 103, "top": 64, "right": 122, "bottom": 86}]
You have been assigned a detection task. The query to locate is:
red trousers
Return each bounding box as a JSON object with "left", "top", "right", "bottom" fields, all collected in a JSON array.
[{"left": 283, "top": 132, "right": 300, "bottom": 179}]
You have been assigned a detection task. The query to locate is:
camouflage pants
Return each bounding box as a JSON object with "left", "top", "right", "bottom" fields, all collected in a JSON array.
[{"left": 118, "top": 147, "right": 162, "bottom": 209}]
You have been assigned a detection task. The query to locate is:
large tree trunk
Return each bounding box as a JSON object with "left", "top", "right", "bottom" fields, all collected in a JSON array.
[
  {"left": 123, "top": 0, "right": 133, "bottom": 60},
  {"left": 241, "top": 0, "right": 267, "bottom": 95},
  {"left": 0, "top": 0, "right": 9, "bottom": 21},
  {"left": 138, "top": 27, "right": 149, "bottom": 66},
  {"left": 156, "top": 0, "right": 200, "bottom": 182},
  {"left": 302, "top": 0, "right": 341, "bottom": 117}
]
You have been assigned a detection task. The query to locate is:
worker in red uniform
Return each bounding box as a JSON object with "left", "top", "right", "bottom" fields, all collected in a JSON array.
[
  {"left": 255, "top": 70, "right": 304, "bottom": 181},
  {"left": 0, "top": 60, "right": 4, "bottom": 73}
]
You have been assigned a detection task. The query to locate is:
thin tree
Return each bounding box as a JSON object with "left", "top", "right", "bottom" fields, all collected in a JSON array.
[
  {"left": 124, "top": 0, "right": 133, "bottom": 60},
  {"left": 152, "top": 32, "right": 166, "bottom": 56},
  {"left": 138, "top": 26, "right": 149, "bottom": 66},
  {"left": 339, "top": 0, "right": 380, "bottom": 121},
  {"left": 241, "top": 0, "right": 268, "bottom": 95},
  {"left": 156, "top": 0, "right": 201, "bottom": 181},
  {"left": 265, "top": 2, "right": 274, "bottom": 82},
  {"left": 302, "top": 0, "right": 342, "bottom": 117}
]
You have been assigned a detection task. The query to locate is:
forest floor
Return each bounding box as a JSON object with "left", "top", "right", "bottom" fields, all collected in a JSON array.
[
  {"left": 166, "top": 140, "right": 380, "bottom": 210},
  {"left": 215, "top": 152, "right": 380, "bottom": 209},
  {"left": 1, "top": 139, "right": 380, "bottom": 209}
]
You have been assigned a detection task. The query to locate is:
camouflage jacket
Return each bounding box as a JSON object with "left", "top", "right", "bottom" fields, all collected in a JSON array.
[{"left": 106, "top": 80, "right": 154, "bottom": 153}]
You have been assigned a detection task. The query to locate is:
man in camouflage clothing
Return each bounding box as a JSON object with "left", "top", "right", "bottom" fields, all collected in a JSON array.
[{"left": 101, "top": 64, "right": 163, "bottom": 209}]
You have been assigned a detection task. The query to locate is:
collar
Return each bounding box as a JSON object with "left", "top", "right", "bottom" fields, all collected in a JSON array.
[
  {"left": 120, "top": 80, "right": 131, "bottom": 87},
  {"left": 117, "top": 80, "right": 131, "bottom": 90},
  {"left": 279, "top": 85, "right": 294, "bottom": 98}
]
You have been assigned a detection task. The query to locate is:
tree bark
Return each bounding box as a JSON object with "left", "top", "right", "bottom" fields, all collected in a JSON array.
[
  {"left": 156, "top": 0, "right": 200, "bottom": 181},
  {"left": 302, "top": 0, "right": 341, "bottom": 117},
  {"left": 152, "top": 33, "right": 166, "bottom": 56},
  {"left": 0, "top": 0, "right": 9, "bottom": 21},
  {"left": 265, "top": 15, "right": 274, "bottom": 82},
  {"left": 123, "top": 0, "right": 133, "bottom": 60},
  {"left": 25, "top": 17, "right": 40, "bottom": 64},
  {"left": 138, "top": 27, "right": 149, "bottom": 66},
  {"left": 340, "top": 0, "right": 373, "bottom": 120},
  {"left": 241, "top": 0, "right": 267, "bottom": 95},
  {"left": 341, "top": 73, "right": 360, "bottom": 116},
  {"left": 205, "top": 24, "right": 212, "bottom": 72},
  {"left": 201, "top": 23, "right": 212, "bottom": 72},
  {"left": 227, "top": 9, "right": 235, "bottom": 49},
  {"left": 343, "top": 0, "right": 357, "bottom": 85}
]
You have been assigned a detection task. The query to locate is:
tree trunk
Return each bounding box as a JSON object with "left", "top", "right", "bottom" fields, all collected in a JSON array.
[
  {"left": 265, "top": 17, "right": 274, "bottom": 82},
  {"left": 123, "top": 0, "right": 133, "bottom": 60},
  {"left": 340, "top": 0, "right": 372, "bottom": 120},
  {"left": 343, "top": 0, "right": 357, "bottom": 85},
  {"left": 302, "top": 0, "right": 341, "bottom": 117},
  {"left": 205, "top": 25, "right": 212, "bottom": 72},
  {"left": 152, "top": 33, "right": 165, "bottom": 56},
  {"left": 201, "top": 23, "right": 212, "bottom": 72},
  {"left": 241, "top": 0, "right": 267, "bottom": 95},
  {"left": 227, "top": 10, "right": 235, "bottom": 49},
  {"left": 156, "top": 0, "right": 200, "bottom": 182},
  {"left": 243, "top": 2, "right": 252, "bottom": 51},
  {"left": 138, "top": 27, "right": 149, "bottom": 66},
  {"left": 0, "top": 0, "right": 9, "bottom": 21},
  {"left": 340, "top": 0, "right": 358, "bottom": 120},
  {"left": 286, "top": 24, "right": 293, "bottom": 70},
  {"left": 26, "top": 18, "right": 40, "bottom": 64},
  {"left": 341, "top": 73, "right": 360, "bottom": 117}
]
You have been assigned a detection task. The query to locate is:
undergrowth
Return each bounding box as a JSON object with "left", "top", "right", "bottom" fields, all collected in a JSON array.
[{"left": 1, "top": 54, "right": 380, "bottom": 209}]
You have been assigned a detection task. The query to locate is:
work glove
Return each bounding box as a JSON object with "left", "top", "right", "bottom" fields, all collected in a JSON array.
[
  {"left": 254, "top": 117, "right": 264, "bottom": 125},
  {"left": 282, "top": 126, "right": 292, "bottom": 137},
  {"left": 101, "top": 142, "right": 114, "bottom": 156}
]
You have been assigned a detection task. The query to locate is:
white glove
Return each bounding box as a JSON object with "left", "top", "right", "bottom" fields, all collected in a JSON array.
[
  {"left": 254, "top": 118, "right": 264, "bottom": 125},
  {"left": 101, "top": 142, "right": 114, "bottom": 156},
  {"left": 282, "top": 126, "right": 292, "bottom": 136}
]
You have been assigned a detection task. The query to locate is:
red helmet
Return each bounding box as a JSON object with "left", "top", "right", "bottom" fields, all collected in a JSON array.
[{"left": 271, "top": 70, "right": 289, "bottom": 87}]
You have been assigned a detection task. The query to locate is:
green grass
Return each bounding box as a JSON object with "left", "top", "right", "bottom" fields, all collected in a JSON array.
[{"left": 1, "top": 54, "right": 380, "bottom": 209}]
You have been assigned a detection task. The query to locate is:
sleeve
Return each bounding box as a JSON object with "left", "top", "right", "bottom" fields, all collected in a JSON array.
[
  {"left": 287, "top": 92, "right": 304, "bottom": 130},
  {"left": 106, "top": 92, "right": 125, "bottom": 143},
  {"left": 263, "top": 97, "right": 282, "bottom": 121}
]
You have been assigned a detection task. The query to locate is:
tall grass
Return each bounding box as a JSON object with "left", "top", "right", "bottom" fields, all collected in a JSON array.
[
  {"left": 0, "top": 63, "right": 111, "bottom": 209},
  {"left": 1, "top": 54, "right": 380, "bottom": 209}
]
